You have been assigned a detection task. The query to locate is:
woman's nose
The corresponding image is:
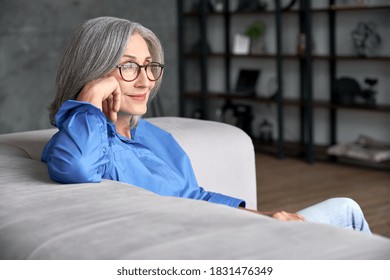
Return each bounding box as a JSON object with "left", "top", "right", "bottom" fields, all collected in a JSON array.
[{"left": 134, "top": 68, "right": 151, "bottom": 87}]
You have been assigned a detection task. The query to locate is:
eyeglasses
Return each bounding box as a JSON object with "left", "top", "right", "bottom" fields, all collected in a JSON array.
[{"left": 116, "top": 61, "right": 164, "bottom": 82}]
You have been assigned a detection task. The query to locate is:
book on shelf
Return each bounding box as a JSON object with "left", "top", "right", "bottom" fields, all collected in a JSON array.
[{"left": 327, "top": 134, "right": 390, "bottom": 162}]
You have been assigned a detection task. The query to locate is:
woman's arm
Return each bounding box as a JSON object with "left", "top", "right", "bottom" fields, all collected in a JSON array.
[
  {"left": 42, "top": 101, "right": 113, "bottom": 183},
  {"left": 43, "top": 77, "right": 122, "bottom": 183}
]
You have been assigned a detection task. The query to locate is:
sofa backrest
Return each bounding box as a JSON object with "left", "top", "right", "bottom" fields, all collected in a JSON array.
[{"left": 0, "top": 129, "right": 57, "bottom": 161}]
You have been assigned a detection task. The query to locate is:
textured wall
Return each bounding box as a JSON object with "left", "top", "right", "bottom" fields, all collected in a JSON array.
[{"left": 0, "top": 0, "right": 178, "bottom": 133}]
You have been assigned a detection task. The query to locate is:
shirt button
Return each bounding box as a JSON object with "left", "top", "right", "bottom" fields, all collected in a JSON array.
[{"left": 102, "top": 147, "right": 107, "bottom": 154}]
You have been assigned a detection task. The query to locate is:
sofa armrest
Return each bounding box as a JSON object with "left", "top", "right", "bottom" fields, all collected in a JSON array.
[{"left": 149, "top": 117, "right": 257, "bottom": 209}]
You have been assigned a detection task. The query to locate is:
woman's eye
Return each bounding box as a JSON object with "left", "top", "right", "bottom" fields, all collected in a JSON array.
[{"left": 123, "top": 63, "right": 137, "bottom": 69}]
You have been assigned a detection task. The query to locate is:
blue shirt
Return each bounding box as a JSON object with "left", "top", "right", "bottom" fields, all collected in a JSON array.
[{"left": 41, "top": 100, "right": 245, "bottom": 208}]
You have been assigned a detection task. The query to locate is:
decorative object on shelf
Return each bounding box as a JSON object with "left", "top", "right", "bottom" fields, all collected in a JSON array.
[
  {"left": 258, "top": 119, "right": 273, "bottom": 144},
  {"left": 245, "top": 20, "right": 266, "bottom": 54},
  {"left": 351, "top": 21, "right": 382, "bottom": 57},
  {"left": 236, "top": 0, "right": 267, "bottom": 12},
  {"left": 327, "top": 134, "right": 390, "bottom": 163},
  {"left": 234, "top": 104, "right": 254, "bottom": 137},
  {"left": 219, "top": 100, "right": 236, "bottom": 125},
  {"left": 333, "top": 77, "right": 361, "bottom": 105},
  {"left": 192, "top": 108, "right": 204, "bottom": 119},
  {"left": 281, "top": 0, "right": 298, "bottom": 11},
  {"left": 334, "top": 77, "right": 378, "bottom": 107},
  {"left": 209, "top": 0, "right": 224, "bottom": 12},
  {"left": 266, "top": 76, "right": 278, "bottom": 99},
  {"left": 191, "top": 39, "right": 212, "bottom": 54},
  {"left": 232, "top": 33, "right": 251, "bottom": 54},
  {"left": 297, "top": 32, "right": 306, "bottom": 56},
  {"left": 234, "top": 69, "right": 260, "bottom": 97},
  {"left": 356, "top": 78, "right": 378, "bottom": 106},
  {"left": 219, "top": 101, "right": 254, "bottom": 137},
  {"left": 296, "top": 32, "right": 315, "bottom": 56},
  {"left": 191, "top": 0, "right": 216, "bottom": 13}
]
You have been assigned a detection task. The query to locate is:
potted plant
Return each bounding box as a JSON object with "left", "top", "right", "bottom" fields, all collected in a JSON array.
[{"left": 245, "top": 20, "right": 266, "bottom": 54}]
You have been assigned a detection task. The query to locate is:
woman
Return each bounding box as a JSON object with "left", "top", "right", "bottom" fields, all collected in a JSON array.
[{"left": 42, "top": 16, "right": 371, "bottom": 233}]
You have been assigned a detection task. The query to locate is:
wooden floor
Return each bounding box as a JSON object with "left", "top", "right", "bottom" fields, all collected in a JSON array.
[{"left": 255, "top": 152, "right": 390, "bottom": 237}]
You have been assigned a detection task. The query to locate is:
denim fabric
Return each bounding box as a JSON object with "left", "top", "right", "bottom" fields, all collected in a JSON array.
[{"left": 298, "top": 197, "right": 371, "bottom": 234}]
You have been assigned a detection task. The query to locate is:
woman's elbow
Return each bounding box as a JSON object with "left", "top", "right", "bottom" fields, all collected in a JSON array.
[{"left": 47, "top": 158, "right": 102, "bottom": 184}]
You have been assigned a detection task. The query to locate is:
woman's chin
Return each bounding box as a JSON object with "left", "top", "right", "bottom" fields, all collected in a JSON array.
[{"left": 118, "top": 108, "right": 147, "bottom": 116}]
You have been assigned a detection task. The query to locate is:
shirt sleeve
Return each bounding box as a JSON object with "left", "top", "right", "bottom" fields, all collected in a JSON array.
[
  {"left": 41, "top": 100, "right": 112, "bottom": 184},
  {"left": 189, "top": 187, "right": 246, "bottom": 208}
]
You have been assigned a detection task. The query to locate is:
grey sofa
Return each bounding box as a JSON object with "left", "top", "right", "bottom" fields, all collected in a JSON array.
[{"left": 0, "top": 117, "right": 389, "bottom": 259}]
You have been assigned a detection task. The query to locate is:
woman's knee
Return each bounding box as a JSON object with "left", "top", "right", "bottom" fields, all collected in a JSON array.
[
  {"left": 327, "top": 197, "right": 363, "bottom": 217},
  {"left": 324, "top": 197, "right": 361, "bottom": 210}
]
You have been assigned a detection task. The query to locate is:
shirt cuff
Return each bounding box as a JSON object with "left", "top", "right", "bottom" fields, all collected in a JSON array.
[{"left": 207, "top": 193, "right": 246, "bottom": 208}]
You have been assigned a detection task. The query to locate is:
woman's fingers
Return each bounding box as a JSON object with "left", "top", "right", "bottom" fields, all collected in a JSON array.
[
  {"left": 272, "top": 211, "right": 305, "bottom": 222},
  {"left": 78, "top": 76, "right": 121, "bottom": 115},
  {"left": 102, "top": 98, "right": 109, "bottom": 117},
  {"left": 104, "top": 94, "right": 118, "bottom": 123},
  {"left": 78, "top": 76, "right": 122, "bottom": 123},
  {"left": 239, "top": 207, "right": 306, "bottom": 222},
  {"left": 112, "top": 89, "right": 121, "bottom": 112}
]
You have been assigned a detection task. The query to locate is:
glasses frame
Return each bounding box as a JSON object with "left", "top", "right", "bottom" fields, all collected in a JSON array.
[{"left": 116, "top": 61, "right": 164, "bottom": 82}]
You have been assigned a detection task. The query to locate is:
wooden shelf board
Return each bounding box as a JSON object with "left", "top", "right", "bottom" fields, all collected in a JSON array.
[
  {"left": 184, "top": 92, "right": 390, "bottom": 113},
  {"left": 184, "top": 5, "right": 390, "bottom": 17},
  {"left": 185, "top": 52, "right": 390, "bottom": 61},
  {"left": 333, "top": 103, "right": 390, "bottom": 113},
  {"left": 184, "top": 10, "right": 297, "bottom": 17},
  {"left": 330, "top": 4, "right": 390, "bottom": 11}
]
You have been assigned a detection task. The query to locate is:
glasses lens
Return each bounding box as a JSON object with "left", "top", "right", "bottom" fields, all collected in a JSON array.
[
  {"left": 147, "top": 63, "right": 163, "bottom": 81},
  {"left": 121, "top": 63, "right": 139, "bottom": 81}
]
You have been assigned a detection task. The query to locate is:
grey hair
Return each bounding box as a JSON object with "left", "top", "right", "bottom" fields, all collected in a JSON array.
[{"left": 49, "top": 16, "right": 164, "bottom": 127}]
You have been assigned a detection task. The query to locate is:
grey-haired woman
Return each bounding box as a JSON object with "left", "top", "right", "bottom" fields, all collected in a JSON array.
[{"left": 42, "top": 16, "right": 371, "bottom": 233}]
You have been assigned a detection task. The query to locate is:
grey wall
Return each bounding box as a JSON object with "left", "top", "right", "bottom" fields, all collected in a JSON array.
[{"left": 0, "top": 0, "right": 178, "bottom": 134}]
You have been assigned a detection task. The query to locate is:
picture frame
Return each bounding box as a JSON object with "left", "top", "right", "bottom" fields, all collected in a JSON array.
[
  {"left": 232, "top": 33, "right": 250, "bottom": 55},
  {"left": 235, "top": 69, "right": 260, "bottom": 96}
]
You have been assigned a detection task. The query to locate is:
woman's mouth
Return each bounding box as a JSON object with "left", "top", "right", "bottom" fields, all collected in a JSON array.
[{"left": 127, "top": 93, "right": 147, "bottom": 101}]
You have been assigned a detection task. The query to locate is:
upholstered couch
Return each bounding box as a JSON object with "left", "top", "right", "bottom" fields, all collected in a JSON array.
[{"left": 0, "top": 117, "right": 389, "bottom": 259}]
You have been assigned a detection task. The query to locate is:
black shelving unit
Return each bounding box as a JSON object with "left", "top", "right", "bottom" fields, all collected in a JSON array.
[
  {"left": 177, "top": 0, "right": 314, "bottom": 162},
  {"left": 177, "top": 0, "right": 390, "bottom": 169},
  {"left": 274, "top": 0, "right": 286, "bottom": 159},
  {"left": 327, "top": 1, "right": 390, "bottom": 169},
  {"left": 328, "top": 1, "right": 390, "bottom": 139}
]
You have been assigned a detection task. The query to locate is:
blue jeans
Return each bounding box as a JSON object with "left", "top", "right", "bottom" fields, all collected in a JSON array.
[{"left": 297, "top": 197, "right": 371, "bottom": 234}]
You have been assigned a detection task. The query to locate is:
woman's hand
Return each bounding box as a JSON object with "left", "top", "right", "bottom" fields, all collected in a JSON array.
[
  {"left": 77, "top": 76, "right": 121, "bottom": 123},
  {"left": 270, "top": 211, "right": 305, "bottom": 222},
  {"left": 239, "top": 207, "right": 305, "bottom": 222}
]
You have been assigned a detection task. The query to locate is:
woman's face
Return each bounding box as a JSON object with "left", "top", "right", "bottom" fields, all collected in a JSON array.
[{"left": 111, "top": 33, "right": 156, "bottom": 116}]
